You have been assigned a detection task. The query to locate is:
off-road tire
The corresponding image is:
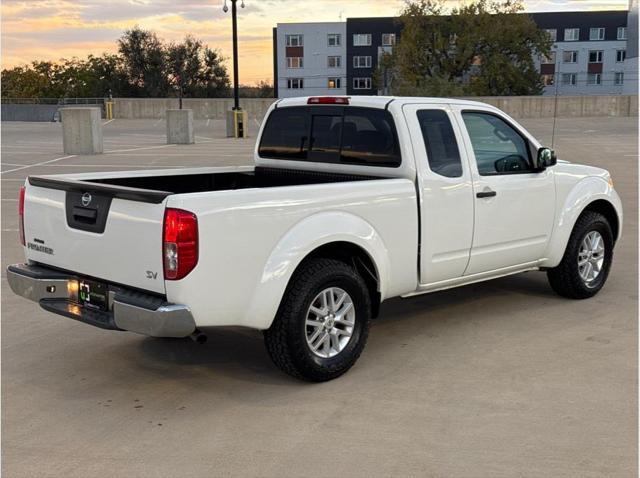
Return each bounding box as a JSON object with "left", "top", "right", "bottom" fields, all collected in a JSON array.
[
  {"left": 264, "top": 258, "right": 371, "bottom": 382},
  {"left": 547, "top": 211, "right": 614, "bottom": 299}
]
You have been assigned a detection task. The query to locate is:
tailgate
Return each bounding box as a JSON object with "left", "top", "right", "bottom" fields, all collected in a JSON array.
[{"left": 22, "top": 177, "right": 168, "bottom": 294}]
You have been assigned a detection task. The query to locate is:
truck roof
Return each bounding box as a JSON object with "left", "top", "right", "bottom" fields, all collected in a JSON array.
[{"left": 275, "top": 95, "right": 494, "bottom": 110}]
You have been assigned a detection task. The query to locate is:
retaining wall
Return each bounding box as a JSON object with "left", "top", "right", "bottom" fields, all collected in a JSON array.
[
  {"left": 1, "top": 104, "right": 104, "bottom": 122},
  {"left": 1, "top": 104, "right": 62, "bottom": 122},
  {"left": 5, "top": 95, "right": 636, "bottom": 122},
  {"left": 472, "top": 95, "right": 638, "bottom": 119},
  {"left": 114, "top": 98, "right": 276, "bottom": 122},
  {"left": 113, "top": 95, "right": 638, "bottom": 120}
]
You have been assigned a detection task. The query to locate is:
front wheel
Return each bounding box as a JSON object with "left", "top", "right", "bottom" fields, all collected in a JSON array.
[
  {"left": 264, "top": 258, "right": 371, "bottom": 382},
  {"left": 547, "top": 211, "right": 614, "bottom": 299}
]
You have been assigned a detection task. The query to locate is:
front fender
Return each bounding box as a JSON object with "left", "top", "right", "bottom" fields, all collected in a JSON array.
[
  {"left": 244, "top": 211, "right": 390, "bottom": 330},
  {"left": 542, "top": 176, "right": 623, "bottom": 268}
]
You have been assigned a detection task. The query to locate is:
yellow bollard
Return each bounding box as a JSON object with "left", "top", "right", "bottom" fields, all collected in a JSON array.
[
  {"left": 105, "top": 101, "right": 114, "bottom": 120},
  {"left": 234, "top": 109, "right": 247, "bottom": 138}
]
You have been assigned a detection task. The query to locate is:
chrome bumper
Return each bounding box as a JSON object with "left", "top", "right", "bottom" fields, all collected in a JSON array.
[{"left": 6, "top": 263, "right": 196, "bottom": 338}]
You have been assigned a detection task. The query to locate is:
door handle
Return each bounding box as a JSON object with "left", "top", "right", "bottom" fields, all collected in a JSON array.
[{"left": 476, "top": 190, "right": 497, "bottom": 199}]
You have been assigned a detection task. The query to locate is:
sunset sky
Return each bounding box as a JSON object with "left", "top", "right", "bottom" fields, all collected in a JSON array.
[{"left": 1, "top": 0, "right": 629, "bottom": 85}]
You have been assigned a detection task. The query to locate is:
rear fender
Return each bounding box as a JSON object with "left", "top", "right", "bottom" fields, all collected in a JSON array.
[{"left": 244, "top": 211, "right": 389, "bottom": 329}]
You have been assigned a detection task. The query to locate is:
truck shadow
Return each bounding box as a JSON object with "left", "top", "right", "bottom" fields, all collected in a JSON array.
[{"left": 133, "top": 271, "right": 560, "bottom": 386}]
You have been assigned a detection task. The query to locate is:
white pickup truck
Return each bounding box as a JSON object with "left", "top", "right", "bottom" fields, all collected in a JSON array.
[{"left": 8, "top": 96, "right": 622, "bottom": 381}]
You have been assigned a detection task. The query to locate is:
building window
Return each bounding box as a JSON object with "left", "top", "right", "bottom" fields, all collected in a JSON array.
[
  {"left": 286, "top": 57, "right": 303, "bottom": 69},
  {"left": 588, "top": 50, "right": 603, "bottom": 63},
  {"left": 541, "top": 51, "right": 556, "bottom": 64},
  {"left": 285, "top": 34, "right": 303, "bottom": 47},
  {"left": 618, "top": 27, "right": 627, "bottom": 40},
  {"left": 615, "top": 72, "right": 624, "bottom": 85},
  {"left": 541, "top": 74, "right": 555, "bottom": 86},
  {"left": 589, "top": 27, "right": 605, "bottom": 40},
  {"left": 561, "top": 73, "right": 577, "bottom": 86},
  {"left": 287, "top": 78, "right": 304, "bottom": 89},
  {"left": 545, "top": 29, "right": 557, "bottom": 42},
  {"left": 617, "top": 49, "right": 626, "bottom": 62},
  {"left": 328, "top": 77, "right": 342, "bottom": 89},
  {"left": 353, "top": 77, "right": 372, "bottom": 89},
  {"left": 564, "top": 28, "right": 580, "bottom": 41},
  {"left": 353, "top": 56, "right": 372, "bottom": 68},
  {"left": 562, "top": 50, "right": 578, "bottom": 63},
  {"left": 587, "top": 73, "right": 602, "bottom": 85},
  {"left": 327, "top": 56, "right": 342, "bottom": 68},
  {"left": 353, "top": 34, "right": 372, "bottom": 46},
  {"left": 327, "top": 33, "right": 341, "bottom": 46},
  {"left": 382, "top": 33, "right": 396, "bottom": 46}
]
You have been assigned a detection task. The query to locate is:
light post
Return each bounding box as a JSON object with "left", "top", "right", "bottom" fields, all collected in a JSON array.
[{"left": 223, "top": 0, "right": 245, "bottom": 111}]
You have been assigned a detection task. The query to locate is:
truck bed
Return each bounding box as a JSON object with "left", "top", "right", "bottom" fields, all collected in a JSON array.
[{"left": 28, "top": 167, "right": 384, "bottom": 203}]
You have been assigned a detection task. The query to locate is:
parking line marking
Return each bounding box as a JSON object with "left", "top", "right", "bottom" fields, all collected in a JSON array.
[
  {"left": 103, "top": 119, "right": 116, "bottom": 126},
  {"left": 1, "top": 155, "right": 77, "bottom": 174},
  {"left": 104, "top": 144, "right": 174, "bottom": 154},
  {"left": 0, "top": 163, "right": 190, "bottom": 168}
]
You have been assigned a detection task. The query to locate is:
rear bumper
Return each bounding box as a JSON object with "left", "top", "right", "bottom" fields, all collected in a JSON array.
[{"left": 6, "top": 263, "right": 196, "bottom": 338}]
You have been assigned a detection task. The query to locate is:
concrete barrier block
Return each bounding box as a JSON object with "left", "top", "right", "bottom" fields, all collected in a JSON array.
[
  {"left": 166, "top": 109, "right": 195, "bottom": 144},
  {"left": 61, "top": 107, "right": 103, "bottom": 155}
]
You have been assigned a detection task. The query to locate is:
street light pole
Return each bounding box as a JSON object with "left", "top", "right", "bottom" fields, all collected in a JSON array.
[
  {"left": 231, "top": 0, "right": 240, "bottom": 110},
  {"left": 224, "top": 0, "right": 244, "bottom": 110}
]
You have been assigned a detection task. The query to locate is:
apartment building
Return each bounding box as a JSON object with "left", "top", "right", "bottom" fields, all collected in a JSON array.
[
  {"left": 273, "top": 10, "right": 635, "bottom": 98},
  {"left": 532, "top": 11, "right": 630, "bottom": 95},
  {"left": 273, "top": 22, "right": 347, "bottom": 98},
  {"left": 623, "top": 0, "right": 638, "bottom": 94}
]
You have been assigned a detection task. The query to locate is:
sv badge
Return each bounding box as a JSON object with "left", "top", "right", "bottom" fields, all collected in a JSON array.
[{"left": 146, "top": 271, "right": 158, "bottom": 280}]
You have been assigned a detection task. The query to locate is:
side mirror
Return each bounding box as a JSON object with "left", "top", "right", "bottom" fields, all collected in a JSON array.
[{"left": 537, "top": 147, "right": 557, "bottom": 170}]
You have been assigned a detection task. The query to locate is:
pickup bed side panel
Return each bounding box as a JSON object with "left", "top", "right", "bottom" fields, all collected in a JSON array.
[{"left": 165, "top": 179, "right": 418, "bottom": 330}]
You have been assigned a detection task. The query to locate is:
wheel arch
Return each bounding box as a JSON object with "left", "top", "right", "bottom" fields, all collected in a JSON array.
[
  {"left": 243, "top": 211, "right": 389, "bottom": 329},
  {"left": 543, "top": 177, "right": 622, "bottom": 268},
  {"left": 290, "top": 241, "right": 382, "bottom": 319},
  {"left": 583, "top": 199, "right": 620, "bottom": 242}
]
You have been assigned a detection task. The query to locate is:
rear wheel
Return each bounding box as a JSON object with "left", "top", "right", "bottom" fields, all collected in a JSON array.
[
  {"left": 264, "top": 258, "right": 371, "bottom": 382},
  {"left": 547, "top": 211, "right": 614, "bottom": 299}
]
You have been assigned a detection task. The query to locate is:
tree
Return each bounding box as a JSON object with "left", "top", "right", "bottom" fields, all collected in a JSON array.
[
  {"left": 86, "top": 54, "right": 131, "bottom": 97},
  {"left": 255, "top": 80, "right": 274, "bottom": 98},
  {"left": 1, "top": 28, "right": 232, "bottom": 99},
  {"left": 378, "top": 0, "right": 551, "bottom": 96},
  {"left": 198, "top": 47, "right": 231, "bottom": 97},
  {"left": 117, "top": 26, "right": 169, "bottom": 96},
  {"left": 167, "top": 36, "right": 202, "bottom": 98}
]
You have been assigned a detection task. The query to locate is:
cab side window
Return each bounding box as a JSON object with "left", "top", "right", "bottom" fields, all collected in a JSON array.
[
  {"left": 417, "top": 109, "right": 462, "bottom": 178},
  {"left": 462, "top": 112, "right": 533, "bottom": 175}
]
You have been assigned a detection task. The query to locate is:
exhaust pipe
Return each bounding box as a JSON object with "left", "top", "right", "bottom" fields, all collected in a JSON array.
[{"left": 190, "top": 329, "right": 207, "bottom": 344}]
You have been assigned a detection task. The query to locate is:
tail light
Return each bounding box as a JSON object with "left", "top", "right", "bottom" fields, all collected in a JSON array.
[
  {"left": 18, "top": 186, "right": 25, "bottom": 246},
  {"left": 163, "top": 208, "right": 198, "bottom": 280}
]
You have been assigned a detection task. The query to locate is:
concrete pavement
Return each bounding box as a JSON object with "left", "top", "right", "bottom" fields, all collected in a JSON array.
[{"left": 1, "top": 116, "right": 637, "bottom": 477}]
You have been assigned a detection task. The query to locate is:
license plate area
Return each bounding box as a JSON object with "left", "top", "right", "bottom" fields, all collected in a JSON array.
[{"left": 77, "top": 279, "right": 108, "bottom": 311}]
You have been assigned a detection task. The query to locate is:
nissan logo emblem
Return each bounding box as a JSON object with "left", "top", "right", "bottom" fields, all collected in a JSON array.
[{"left": 81, "top": 192, "right": 92, "bottom": 207}]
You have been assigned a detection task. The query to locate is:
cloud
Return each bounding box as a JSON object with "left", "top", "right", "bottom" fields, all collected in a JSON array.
[{"left": 1, "top": 0, "right": 628, "bottom": 84}]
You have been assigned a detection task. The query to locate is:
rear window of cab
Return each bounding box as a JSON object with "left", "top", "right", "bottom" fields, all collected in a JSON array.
[{"left": 258, "top": 106, "right": 401, "bottom": 167}]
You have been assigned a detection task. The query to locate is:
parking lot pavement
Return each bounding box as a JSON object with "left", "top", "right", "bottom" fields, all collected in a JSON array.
[{"left": 1, "top": 117, "right": 637, "bottom": 477}]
